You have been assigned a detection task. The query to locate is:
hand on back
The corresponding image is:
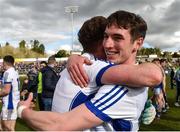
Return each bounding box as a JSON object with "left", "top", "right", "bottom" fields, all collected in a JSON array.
[{"left": 67, "top": 54, "right": 92, "bottom": 88}]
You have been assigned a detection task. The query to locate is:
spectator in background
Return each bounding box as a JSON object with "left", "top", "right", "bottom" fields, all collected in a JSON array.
[
  {"left": 0, "top": 55, "right": 20, "bottom": 131},
  {"left": 160, "top": 59, "right": 169, "bottom": 111},
  {"left": 20, "top": 77, "right": 29, "bottom": 100},
  {"left": 170, "top": 67, "right": 175, "bottom": 89},
  {"left": 27, "top": 65, "right": 38, "bottom": 103},
  {"left": 37, "top": 61, "right": 47, "bottom": 110},
  {"left": 174, "top": 62, "right": 180, "bottom": 107},
  {"left": 151, "top": 58, "right": 165, "bottom": 119},
  {"left": 41, "top": 56, "right": 59, "bottom": 111}
]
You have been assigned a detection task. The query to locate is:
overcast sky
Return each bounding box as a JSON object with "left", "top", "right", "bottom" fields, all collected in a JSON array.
[{"left": 0, "top": 0, "right": 180, "bottom": 55}]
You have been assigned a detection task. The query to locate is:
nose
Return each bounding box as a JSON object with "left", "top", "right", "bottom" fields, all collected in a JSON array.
[{"left": 103, "top": 37, "right": 113, "bottom": 49}]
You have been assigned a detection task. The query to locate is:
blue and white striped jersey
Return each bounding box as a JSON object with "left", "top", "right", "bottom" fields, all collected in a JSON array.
[
  {"left": 52, "top": 53, "right": 148, "bottom": 131},
  {"left": 52, "top": 53, "right": 113, "bottom": 112},
  {"left": 85, "top": 85, "right": 148, "bottom": 131},
  {"left": 2, "top": 67, "right": 20, "bottom": 110}
]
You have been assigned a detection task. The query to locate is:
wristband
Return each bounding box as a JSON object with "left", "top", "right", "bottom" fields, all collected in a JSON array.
[{"left": 17, "top": 105, "right": 27, "bottom": 118}]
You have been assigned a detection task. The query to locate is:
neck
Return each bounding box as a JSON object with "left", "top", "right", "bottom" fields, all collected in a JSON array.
[
  {"left": 5, "top": 65, "right": 13, "bottom": 70},
  {"left": 123, "top": 54, "right": 137, "bottom": 65}
]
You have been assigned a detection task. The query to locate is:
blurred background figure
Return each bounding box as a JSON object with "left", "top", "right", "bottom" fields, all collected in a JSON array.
[
  {"left": 20, "top": 77, "right": 29, "bottom": 100},
  {"left": 0, "top": 55, "right": 20, "bottom": 131},
  {"left": 159, "top": 59, "right": 169, "bottom": 112},
  {"left": 174, "top": 62, "right": 180, "bottom": 107},
  {"left": 170, "top": 67, "right": 175, "bottom": 89},
  {"left": 151, "top": 58, "right": 165, "bottom": 119},
  {"left": 41, "top": 55, "right": 59, "bottom": 111},
  {"left": 27, "top": 64, "right": 38, "bottom": 104},
  {"left": 37, "top": 61, "right": 47, "bottom": 110}
]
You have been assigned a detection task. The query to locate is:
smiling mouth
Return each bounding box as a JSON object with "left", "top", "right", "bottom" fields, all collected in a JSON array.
[{"left": 105, "top": 51, "right": 118, "bottom": 56}]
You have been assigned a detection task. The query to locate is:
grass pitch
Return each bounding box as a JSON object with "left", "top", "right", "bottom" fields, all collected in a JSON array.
[{"left": 14, "top": 75, "right": 180, "bottom": 131}]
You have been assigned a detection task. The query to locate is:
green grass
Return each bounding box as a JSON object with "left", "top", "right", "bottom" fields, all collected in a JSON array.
[
  {"left": 13, "top": 75, "right": 180, "bottom": 130},
  {"left": 140, "top": 75, "right": 180, "bottom": 131}
]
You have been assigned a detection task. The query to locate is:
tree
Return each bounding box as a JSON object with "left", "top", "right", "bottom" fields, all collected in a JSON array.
[
  {"left": 172, "top": 52, "right": 180, "bottom": 58},
  {"left": 154, "top": 47, "right": 161, "bottom": 56},
  {"left": 162, "top": 51, "right": 172, "bottom": 61},
  {"left": 138, "top": 47, "right": 162, "bottom": 57},
  {"left": 30, "top": 40, "right": 45, "bottom": 54},
  {"left": 5, "top": 42, "right": 10, "bottom": 46},
  {"left": 55, "top": 49, "right": 70, "bottom": 57},
  {"left": 38, "top": 44, "right": 45, "bottom": 54},
  {"left": 19, "top": 40, "right": 26, "bottom": 49},
  {"left": 31, "top": 40, "right": 40, "bottom": 52}
]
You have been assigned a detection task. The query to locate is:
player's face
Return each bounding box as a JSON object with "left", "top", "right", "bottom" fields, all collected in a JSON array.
[{"left": 103, "top": 25, "right": 136, "bottom": 64}]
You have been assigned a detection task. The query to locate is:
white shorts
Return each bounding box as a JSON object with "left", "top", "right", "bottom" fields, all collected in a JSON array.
[{"left": 1, "top": 109, "right": 17, "bottom": 120}]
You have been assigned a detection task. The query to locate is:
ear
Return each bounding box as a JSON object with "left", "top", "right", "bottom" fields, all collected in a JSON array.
[{"left": 132, "top": 37, "right": 144, "bottom": 53}]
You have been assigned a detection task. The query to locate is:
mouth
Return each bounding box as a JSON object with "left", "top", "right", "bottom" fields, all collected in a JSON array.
[{"left": 105, "top": 50, "right": 118, "bottom": 56}]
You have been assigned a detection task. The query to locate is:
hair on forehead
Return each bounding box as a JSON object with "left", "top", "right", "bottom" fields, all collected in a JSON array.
[{"left": 107, "top": 10, "right": 147, "bottom": 42}]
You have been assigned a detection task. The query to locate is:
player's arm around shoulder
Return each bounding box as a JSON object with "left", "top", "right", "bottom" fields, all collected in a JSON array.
[
  {"left": 101, "top": 62, "right": 163, "bottom": 88},
  {"left": 21, "top": 102, "right": 103, "bottom": 130}
]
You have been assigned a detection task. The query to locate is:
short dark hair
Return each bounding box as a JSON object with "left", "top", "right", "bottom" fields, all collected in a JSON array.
[
  {"left": 3, "top": 55, "right": 15, "bottom": 66},
  {"left": 160, "top": 59, "right": 166, "bottom": 64},
  {"left": 152, "top": 58, "right": 160, "bottom": 62},
  {"left": 48, "top": 55, "right": 56, "bottom": 64},
  {"left": 40, "top": 61, "right": 47, "bottom": 66},
  {"left": 78, "top": 16, "right": 107, "bottom": 54},
  {"left": 107, "top": 10, "right": 147, "bottom": 42}
]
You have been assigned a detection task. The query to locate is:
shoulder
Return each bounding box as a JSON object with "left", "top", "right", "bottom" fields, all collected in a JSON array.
[
  {"left": 4, "top": 68, "right": 14, "bottom": 76},
  {"left": 87, "top": 59, "right": 114, "bottom": 68}
]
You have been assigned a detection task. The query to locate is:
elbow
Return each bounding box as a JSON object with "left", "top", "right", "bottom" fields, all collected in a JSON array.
[{"left": 149, "top": 73, "right": 163, "bottom": 87}]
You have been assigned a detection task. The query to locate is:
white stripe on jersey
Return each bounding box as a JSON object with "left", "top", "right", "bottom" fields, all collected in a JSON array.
[{"left": 92, "top": 85, "right": 128, "bottom": 111}]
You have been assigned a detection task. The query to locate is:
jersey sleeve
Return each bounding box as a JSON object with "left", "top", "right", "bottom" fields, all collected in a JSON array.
[
  {"left": 84, "top": 60, "right": 116, "bottom": 87},
  {"left": 85, "top": 85, "right": 138, "bottom": 121},
  {"left": 3, "top": 71, "right": 12, "bottom": 84}
]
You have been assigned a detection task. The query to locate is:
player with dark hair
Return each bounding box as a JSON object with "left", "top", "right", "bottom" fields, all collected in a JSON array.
[{"left": 0, "top": 55, "right": 20, "bottom": 131}]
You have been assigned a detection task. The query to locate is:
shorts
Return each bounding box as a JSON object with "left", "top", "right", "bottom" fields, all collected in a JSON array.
[
  {"left": 153, "top": 87, "right": 161, "bottom": 95},
  {"left": 1, "top": 109, "right": 17, "bottom": 120}
]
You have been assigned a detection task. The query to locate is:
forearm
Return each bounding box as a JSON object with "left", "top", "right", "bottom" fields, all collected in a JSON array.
[
  {"left": 102, "top": 63, "right": 163, "bottom": 87},
  {"left": 22, "top": 109, "right": 67, "bottom": 130},
  {"left": 21, "top": 104, "right": 102, "bottom": 131}
]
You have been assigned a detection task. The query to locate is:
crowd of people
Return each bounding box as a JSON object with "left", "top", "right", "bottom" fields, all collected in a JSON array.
[
  {"left": 137, "top": 57, "right": 180, "bottom": 120},
  {"left": 14, "top": 60, "right": 66, "bottom": 75},
  {"left": 0, "top": 10, "right": 179, "bottom": 131}
]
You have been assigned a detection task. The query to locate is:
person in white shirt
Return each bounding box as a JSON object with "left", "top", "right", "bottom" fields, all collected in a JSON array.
[
  {"left": 0, "top": 55, "right": 20, "bottom": 131},
  {"left": 17, "top": 10, "right": 162, "bottom": 131},
  {"left": 52, "top": 16, "right": 158, "bottom": 131}
]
